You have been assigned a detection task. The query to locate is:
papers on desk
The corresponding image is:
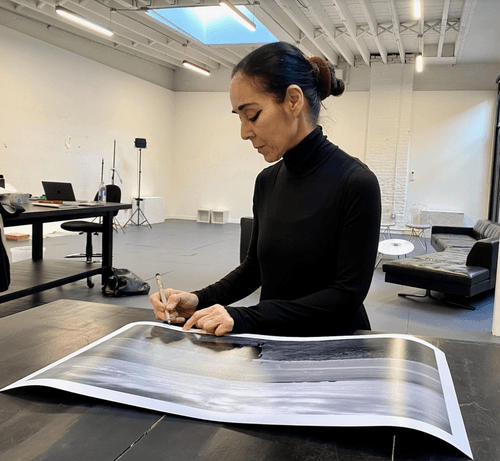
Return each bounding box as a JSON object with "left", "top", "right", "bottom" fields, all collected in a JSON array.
[{"left": 0, "top": 325, "right": 472, "bottom": 459}]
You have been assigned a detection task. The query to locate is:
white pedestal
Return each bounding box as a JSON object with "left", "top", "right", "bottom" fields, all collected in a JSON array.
[
  {"left": 197, "top": 209, "right": 211, "bottom": 223},
  {"left": 129, "top": 197, "right": 165, "bottom": 225},
  {"left": 211, "top": 210, "right": 228, "bottom": 224},
  {"left": 428, "top": 210, "right": 464, "bottom": 227}
]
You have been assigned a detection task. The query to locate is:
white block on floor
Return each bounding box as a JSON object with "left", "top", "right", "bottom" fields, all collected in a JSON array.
[
  {"left": 211, "top": 210, "right": 228, "bottom": 224},
  {"left": 197, "top": 209, "right": 211, "bottom": 223}
]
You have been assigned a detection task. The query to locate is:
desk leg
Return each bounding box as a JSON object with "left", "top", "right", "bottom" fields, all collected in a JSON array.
[
  {"left": 32, "top": 222, "right": 43, "bottom": 261},
  {"left": 101, "top": 211, "right": 113, "bottom": 284}
]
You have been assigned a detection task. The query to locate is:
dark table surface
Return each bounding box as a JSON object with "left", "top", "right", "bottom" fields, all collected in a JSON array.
[{"left": 0, "top": 299, "right": 498, "bottom": 461}]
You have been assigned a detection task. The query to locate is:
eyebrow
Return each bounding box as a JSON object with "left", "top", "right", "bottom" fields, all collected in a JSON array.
[{"left": 231, "top": 103, "right": 256, "bottom": 114}]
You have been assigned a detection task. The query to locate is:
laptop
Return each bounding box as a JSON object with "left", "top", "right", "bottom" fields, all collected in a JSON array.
[{"left": 42, "top": 181, "right": 76, "bottom": 201}]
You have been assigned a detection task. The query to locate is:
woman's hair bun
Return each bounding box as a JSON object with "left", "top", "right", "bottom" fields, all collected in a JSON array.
[
  {"left": 307, "top": 56, "right": 345, "bottom": 100},
  {"left": 330, "top": 73, "right": 345, "bottom": 97}
]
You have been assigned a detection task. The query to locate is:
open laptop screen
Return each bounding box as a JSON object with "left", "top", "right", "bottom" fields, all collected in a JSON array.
[{"left": 42, "top": 181, "right": 76, "bottom": 201}]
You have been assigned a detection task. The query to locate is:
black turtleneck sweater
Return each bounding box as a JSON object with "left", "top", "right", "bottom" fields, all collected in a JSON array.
[{"left": 193, "top": 127, "right": 381, "bottom": 336}]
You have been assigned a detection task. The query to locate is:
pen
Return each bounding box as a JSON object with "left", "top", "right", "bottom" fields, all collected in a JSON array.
[{"left": 155, "top": 273, "right": 171, "bottom": 324}]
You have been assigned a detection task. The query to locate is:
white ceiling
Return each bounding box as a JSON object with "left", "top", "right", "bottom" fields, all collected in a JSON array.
[{"left": 1, "top": 0, "right": 499, "bottom": 73}]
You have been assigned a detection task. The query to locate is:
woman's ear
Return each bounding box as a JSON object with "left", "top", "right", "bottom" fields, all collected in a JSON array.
[{"left": 285, "top": 84, "right": 304, "bottom": 116}]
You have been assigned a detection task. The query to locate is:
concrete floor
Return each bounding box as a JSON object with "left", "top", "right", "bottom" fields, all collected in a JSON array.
[{"left": 3, "top": 219, "right": 499, "bottom": 344}]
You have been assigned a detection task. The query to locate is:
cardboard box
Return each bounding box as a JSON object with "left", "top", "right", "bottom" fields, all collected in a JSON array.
[{"left": 5, "top": 233, "right": 30, "bottom": 241}]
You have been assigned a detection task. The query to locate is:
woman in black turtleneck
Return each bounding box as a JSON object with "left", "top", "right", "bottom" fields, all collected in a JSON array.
[{"left": 150, "top": 42, "right": 381, "bottom": 337}]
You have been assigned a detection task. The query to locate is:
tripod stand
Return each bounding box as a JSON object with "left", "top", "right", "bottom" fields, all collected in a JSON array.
[{"left": 124, "top": 147, "right": 152, "bottom": 228}]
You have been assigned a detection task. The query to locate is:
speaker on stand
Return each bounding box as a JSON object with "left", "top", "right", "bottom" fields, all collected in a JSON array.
[{"left": 124, "top": 138, "right": 152, "bottom": 228}]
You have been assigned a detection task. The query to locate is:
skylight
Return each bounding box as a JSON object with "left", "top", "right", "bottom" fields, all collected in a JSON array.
[{"left": 148, "top": 6, "right": 277, "bottom": 45}]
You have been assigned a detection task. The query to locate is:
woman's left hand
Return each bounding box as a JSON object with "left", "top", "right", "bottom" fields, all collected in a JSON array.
[{"left": 182, "top": 304, "right": 234, "bottom": 336}]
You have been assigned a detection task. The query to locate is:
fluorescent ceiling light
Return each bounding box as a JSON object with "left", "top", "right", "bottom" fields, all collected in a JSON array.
[
  {"left": 219, "top": 1, "right": 256, "bottom": 32},
  {"left": 415, "top": 53, "right": 423, "bottom": 72},
  {"left": 55, "top": 6, "right": 113, "bottom": 37},
  {"left": 182, "top": 60, "right": 211, "bottom": 76},
  {"left": 413, "top": 0, "right": 421, "bottom": 19}
]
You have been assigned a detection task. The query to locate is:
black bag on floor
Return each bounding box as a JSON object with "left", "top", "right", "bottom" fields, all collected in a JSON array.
[{"left": 102, "top": 268, "right": 150, "bottom": 297}]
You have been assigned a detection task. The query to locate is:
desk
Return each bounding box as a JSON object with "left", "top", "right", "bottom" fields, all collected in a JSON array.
[
  {"left": 1, "top": 202, "right": 131, "bottom": 303},
  {"left": 1, "top": 299, "right": 498, "bottom": 460}
]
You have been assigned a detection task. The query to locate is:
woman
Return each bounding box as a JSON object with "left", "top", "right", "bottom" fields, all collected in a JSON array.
[{"left": 150, "top": 42, "right": 381, "bottom": 337}]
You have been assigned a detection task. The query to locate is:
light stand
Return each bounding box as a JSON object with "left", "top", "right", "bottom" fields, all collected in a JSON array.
[
  {"left": 125, "top": 138, "right": 151, "bottom": 228},
  {"left": 111, "top": 140, "right": 125, "bottom": 233}
]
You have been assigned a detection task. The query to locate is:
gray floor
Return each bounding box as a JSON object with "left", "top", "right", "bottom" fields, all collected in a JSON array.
[{"left": 3, "top": 219, "right": 499, "bottom": 344}]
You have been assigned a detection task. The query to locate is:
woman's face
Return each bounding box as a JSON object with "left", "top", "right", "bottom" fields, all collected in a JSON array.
[{"left": 230, "top": 72, "right": 303, "bottom": 163}]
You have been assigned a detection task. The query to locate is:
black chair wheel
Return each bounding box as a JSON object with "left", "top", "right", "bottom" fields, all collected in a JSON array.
[{"left": 87, "top": 278, "right": 94, "bottom": 289}]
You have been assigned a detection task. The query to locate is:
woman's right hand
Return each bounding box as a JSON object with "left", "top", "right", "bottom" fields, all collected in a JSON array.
[{"left": 150, "top": 289, "right": 199, "bottom": 324}]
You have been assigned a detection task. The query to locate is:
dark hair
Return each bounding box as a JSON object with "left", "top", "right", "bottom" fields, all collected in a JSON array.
[{"left": 232, "top": 42, "right": 344, "bottom": 125}]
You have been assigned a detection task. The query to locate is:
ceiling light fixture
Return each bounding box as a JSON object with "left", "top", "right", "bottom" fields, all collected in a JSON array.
[
  {"left": 413, "top": 0, "right": 421, "bottom": 19},
  {"left": 55, "top": 6, "right": 113, "bottom": 37},
  {"left": 415, "top": 53, "right": 423, "bottom": 72},
  {"left": 182, "top": 60, "right": 211, "bottom": 76},
  {"left": 219, "top": 1, "right": 256, "bottom": 32}
]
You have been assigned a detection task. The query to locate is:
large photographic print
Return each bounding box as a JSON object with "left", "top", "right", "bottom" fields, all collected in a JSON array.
[{"left": 1, "top": 322, "right": 472, "bottom": 458}]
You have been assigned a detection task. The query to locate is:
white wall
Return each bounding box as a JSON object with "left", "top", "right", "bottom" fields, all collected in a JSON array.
[
  {"left": 171, "top": 92, "right": 266, "bottom": 221},
  {"left": 320, "top": 92, "right": 369, "bottom": 163},
  {"left": 408, "top": 91, "right": 496, "bottom": 225},
  {"left": 0, "top": 25, "right": 175, "bottom": 232}
]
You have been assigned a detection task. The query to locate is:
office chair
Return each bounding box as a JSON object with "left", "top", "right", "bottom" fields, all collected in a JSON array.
[{"left": 61, "top": 185, "right": 121, "bottom": 288}]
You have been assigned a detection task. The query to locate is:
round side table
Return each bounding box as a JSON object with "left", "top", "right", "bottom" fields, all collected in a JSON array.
[{"left": 375, "top": 239, "right": 414, "bottom": 268}]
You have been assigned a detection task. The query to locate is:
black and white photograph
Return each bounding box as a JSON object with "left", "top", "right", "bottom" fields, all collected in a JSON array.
[{"left": 2, "top": 322, "right": 472, "bottom": 458}]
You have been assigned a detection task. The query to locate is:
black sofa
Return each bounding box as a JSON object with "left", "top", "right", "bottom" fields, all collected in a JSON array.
[{"left": 382, "top": 219, "right": 500, "bottom": 306}]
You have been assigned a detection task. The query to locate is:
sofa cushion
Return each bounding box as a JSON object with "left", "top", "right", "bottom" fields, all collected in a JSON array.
[
  {"left": 431, "top": 234, "right": 478, "bottom": 251},
  {"left": 473, "top": 219, "right": 500, "bottom": 240},
  {"left": 413, "top": 247, "right": 470, "bottom": 265},
  {"left": 382, "top": 258, "right": 489, "bottom": 287}
]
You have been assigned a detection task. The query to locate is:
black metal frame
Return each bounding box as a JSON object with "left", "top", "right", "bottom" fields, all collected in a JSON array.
[
  {"left": 1, "top": 202, "right": 131, "bottom": 303},
  {"left": 488, "top": 74, "right": 500, "bottom": 222}
]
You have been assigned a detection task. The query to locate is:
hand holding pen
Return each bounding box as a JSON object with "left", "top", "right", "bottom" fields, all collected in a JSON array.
[
  {"left": 155, "top": 274, "right": 171, "bottom": 324},
  {"left": 151, "top": 276, "right": 199, "bottom": 325}
]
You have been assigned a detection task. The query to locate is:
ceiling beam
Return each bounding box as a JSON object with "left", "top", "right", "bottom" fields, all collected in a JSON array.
[
  {"left": 359, "top": 0, "right": 387, "bottom": 64},
  {"left": 273, "top": 0, "right": 340, "bottom": 64},
  {"left": 254, "top": 0, "right": 319, "bottom": 58},
  {"left": 437, "top": 0, "right": 450, "bottom": 57},
  {"left": 386, "top": 0, "right": 405, "bottom": 63},
  {"left": 300, "top": 0, "right": 353, "bottom": 66},
  {"left": 418, "top": 0, "right": 424, "bottom": 54},
  {"left": 454, "top": 0, "right": 478, "bottom": 62},
  {"left": 332, "top": 0, "right": 370, "bottom": 66},
  {"left": 77, "top": 0, "right": 238, "bottom": 68}
]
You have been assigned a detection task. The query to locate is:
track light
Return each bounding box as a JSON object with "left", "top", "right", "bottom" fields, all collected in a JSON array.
[
  {"left": 415, "top": 53, "right": 423, "bottom": 73},
  {"left": 55, "top": 6, "right": 113, "bottom": 37},
  {"left": 220, "top": 1, "right": 256, "bottom": 32},
  {"left": 413, "top": 0, "right": 421, "bottom": 19},
  {"left": 182, "top": 60, "right": 211, "bottom": 76}
]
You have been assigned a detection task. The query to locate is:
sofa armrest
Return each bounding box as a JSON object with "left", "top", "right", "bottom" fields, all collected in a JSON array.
[
  {"left": 466, "top": 238, "right": 499, "bottom": 289},
  {"left": 432, "top": 225, "right": 474, "bottom": 236}
]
